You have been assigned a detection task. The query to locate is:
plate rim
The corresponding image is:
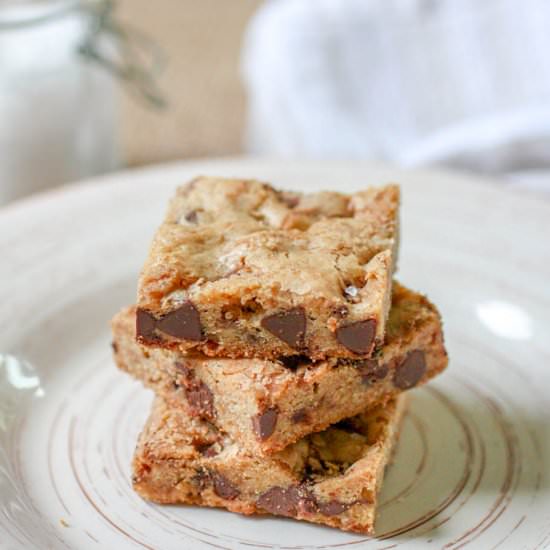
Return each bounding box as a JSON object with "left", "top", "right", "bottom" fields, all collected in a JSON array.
[{"left": 1, "top": 157, "right": 549, "bottom": 220}]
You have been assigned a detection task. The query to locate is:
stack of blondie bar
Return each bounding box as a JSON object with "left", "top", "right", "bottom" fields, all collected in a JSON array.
[{"left": 111, "top": 177, "right": 448, "bottom": 534}]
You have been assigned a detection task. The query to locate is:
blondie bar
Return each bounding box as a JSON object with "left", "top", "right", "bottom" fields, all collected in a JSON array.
[
  {"left": 132, "top": 395, "right": 406, "bottom": 534},
  {"left": 136, "top": 177, "right": 399, "bottom": 360},
  {"left": 113, "top": 284, "right": 446, "bottom": 454}
]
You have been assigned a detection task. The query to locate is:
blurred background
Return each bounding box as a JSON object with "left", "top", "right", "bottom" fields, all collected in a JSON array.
[{"left": 1, "top": 0, "right": 549, "bottom": 204}]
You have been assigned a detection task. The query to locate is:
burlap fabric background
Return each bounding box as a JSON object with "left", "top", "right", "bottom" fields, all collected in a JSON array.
[{"left": 116, "top": 0, "right": 261, "bottom": 166}]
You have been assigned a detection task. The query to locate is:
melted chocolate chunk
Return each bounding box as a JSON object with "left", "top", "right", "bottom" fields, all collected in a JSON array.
[
  {"left": 211, "top": 472, "right": 240, "bottom": 500},
  {"left": 173, "top": 361, "right": 215, "bottom": 419},
  {"left": 301, "top": 494, "right": 318, "bottom": 514},
  {"left": 261, "top": 308, "right": 306, "bottom": 349},
  {"left": 256, "top": 486, "right": 303, "bottom": 517},
  {"left": 136, "top": 308, "right": 158, "bottom": 342},
  {"left": 358, "top": 359, "right": 389, "bottom": 386},
  {"left": 136, "top": 303, "right": 203, "bottom": 342},
  {"left": 252, "top": 408, "right": 278, "bottom": 440},
  {"left": 157, "top": 302, "right": 203, "bottom": 341},
  {"left": 393, "top": 350, "right": 426, "bottom": 389},
  {"left": 316, "top": 500, "right": 349, "bottom": 516},
  {"left": 257, "top": 485, "right": 347, "bottom": 518},
  {"left": 291, "top": 408, "right": 309, "bottom": 423},
  {"left": 111, "top": 341, "right": 118, "bottom": 354},
  {"left": 185, "top": 380, "right": 215, "bottom": 419},
  {"left": 336, "top": 319, "right": 377, "bottom": 354}
]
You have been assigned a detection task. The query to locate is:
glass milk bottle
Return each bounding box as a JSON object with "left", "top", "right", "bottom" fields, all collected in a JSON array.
[{"left": 0, "top": 0, "right": 119, "bottom": 204}]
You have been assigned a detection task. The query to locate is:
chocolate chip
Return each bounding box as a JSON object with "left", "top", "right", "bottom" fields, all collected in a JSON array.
[
  {"left": 358, "top": 359, "right": 389, "bottom": 386},
  {"left": 316, "top": 500, "right": 349, "bottom": 516},
  {"left": 336, "top": 319, "right": 377, "bottom": 354},
  {"left": 185, "top": 380, "right": 215, "bottom": 420},
  {"left": 291, "top": 408, "right": 309, "bottom": 423},
  {"left": 111, "top": 341, "right": 118, "bottom": 354},
  {"left": 252, "top": 408, "right": 278, "bottom": 440},
  {"left": 173, "top": 362, "right": 215, "bottom": 419},
  {"left": 157, "top": 302, "right": 203, "bottom": 341},
  {"left": 184, "top": 210, "right": 198, "bottom": 224},
  {"left": 257, "top": 485, "right": 320, "bottom": 517},
  {"left": 136, "top": 304, "right": 202, "bottom": 343},
  {"left": 211, "top": 472, "right": 240, "bottom": 500},
  {"left": 257, "top": 486, "right": 301, "bottom": 517},
  {"left": 300, "top": 492, "right": 318, "bottom": 514},
  {"left": 136, "top": 308, "right": 158, "bottom": 342},
  {"left": 278, "top": 354, "right": 310, "bottom": 370},
  {"left": 261, "top": 308, "right": 306, "bottom": 349},
  {"left": 393, "top": 350, "right": 426, "bottom": 389}
]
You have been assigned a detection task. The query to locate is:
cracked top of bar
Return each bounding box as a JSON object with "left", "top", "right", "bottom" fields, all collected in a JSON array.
[{"left": 137, "top": 177, "right": 400, "bottom": 360}]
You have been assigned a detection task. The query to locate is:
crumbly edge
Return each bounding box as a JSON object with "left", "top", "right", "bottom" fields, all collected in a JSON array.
[
  {"left": 131, "top": 395, "right": 407, "bottom": 534},
  {"left": 111, "top": 282, "right": 447, "bottom": 455}
]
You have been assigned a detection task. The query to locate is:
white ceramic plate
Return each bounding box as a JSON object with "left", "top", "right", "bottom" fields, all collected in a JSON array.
[{"left": 1, "top": 159, "right": 549, "bottom": 550}]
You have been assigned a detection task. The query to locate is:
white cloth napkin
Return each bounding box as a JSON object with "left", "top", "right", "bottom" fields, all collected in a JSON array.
[{"left": 242, "top": 0, "right": 550, "bottom": 192}]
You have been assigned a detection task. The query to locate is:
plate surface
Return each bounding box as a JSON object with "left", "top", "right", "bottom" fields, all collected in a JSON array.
[{"left": 1, "top": 159, "right": 549, "bottom": 550}]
